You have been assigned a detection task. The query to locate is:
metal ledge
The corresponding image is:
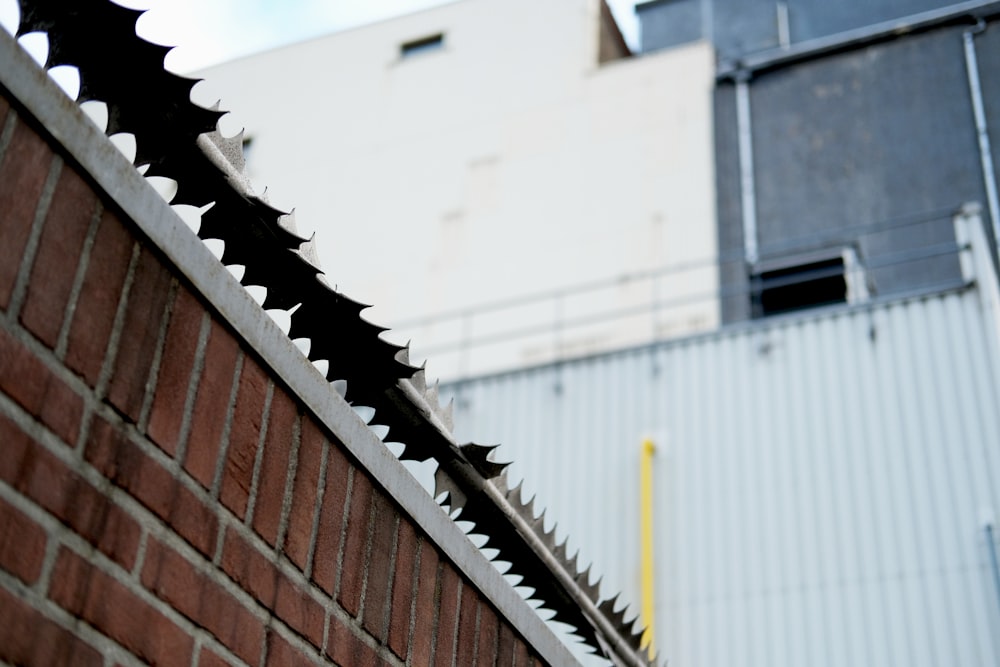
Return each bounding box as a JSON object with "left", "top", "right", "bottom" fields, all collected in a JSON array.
[{"left": 717, "top": 0, "right": 1000, "bottom": 80}]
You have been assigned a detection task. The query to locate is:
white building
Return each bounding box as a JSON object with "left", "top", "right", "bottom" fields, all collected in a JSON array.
[{"left": 196, "top": 0, "right": 719, "bottom": 380}]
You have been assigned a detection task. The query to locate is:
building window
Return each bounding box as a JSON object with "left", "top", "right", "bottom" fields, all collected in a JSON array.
[
  {"left": 400, "top": 33, "right": 444, "bottom": 58},
  {"left": 750, "top": 247, "right": 868, "bottom": 317}
]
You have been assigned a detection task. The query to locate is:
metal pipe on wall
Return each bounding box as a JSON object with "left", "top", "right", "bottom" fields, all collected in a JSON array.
[
  {"left": 962, "top": 20, "right": 1000, "bottom": 263},
  {"left": 776, "top": 1, "right": 791, "bottom": 49},
  {"left": 736, "top": 74, "right": 759, "bottom": 267}
]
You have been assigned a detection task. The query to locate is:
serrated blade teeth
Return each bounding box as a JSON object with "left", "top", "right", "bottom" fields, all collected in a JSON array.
[
  {"left": 440, "top": 397, "right": 454, "bottom": 431},
  {"left": 576, "top": 570, "right": 602, "bottom": 601},
  {"left": 493, "top": 471, "right": 511, "bottom": 495},
  {"left": 297, "top": 236, "right": 323, "bottom": 270},
  {"left": 433, "top": 466, "right": 467, "bottom": 511},
  {"left": 598, "top": 594, "right": 621, "bottom": 617},
  {"left": 395, "top": 344, "right": 411, "bottom": 366},
  {"left": 459, "top": 443, "right": 509, "bottom": 479},
  {"left": 410, "top": 368, "right": 427, "bottom": 393},
  {"left": 552, "top": 539, "right": 568, "bottom": 561},
  {"left": 424, "top": 380, "right": 439, "bottom": 407},
  {"left": 504, "top": 478, "right": 523, "bottom": 502},
  {"left": 277, "top": 208, "right": 298, "bottom": 234}
]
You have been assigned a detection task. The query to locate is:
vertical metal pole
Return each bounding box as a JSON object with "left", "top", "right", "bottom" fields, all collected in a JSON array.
[
  {"left": 963, "top": 24, "right": 1000, "bottom": 264},
  {"left": 736, "top": 74, "right": 759, "bottom": 267},
  {"left": 640, "top": 438, "right": 657, "bottom": 657},
  {"left": 776, "top": 2, "right": 791, "bottom": 49}
]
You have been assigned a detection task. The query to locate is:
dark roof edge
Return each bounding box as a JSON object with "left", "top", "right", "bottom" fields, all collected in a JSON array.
[{"left": 717, "top": 0, "right": 1000, "bottom": 81}]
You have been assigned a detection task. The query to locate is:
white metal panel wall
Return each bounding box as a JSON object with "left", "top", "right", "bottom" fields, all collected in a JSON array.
[{"left": 444, "top": 286, "right": 1000, "bottom": 666}]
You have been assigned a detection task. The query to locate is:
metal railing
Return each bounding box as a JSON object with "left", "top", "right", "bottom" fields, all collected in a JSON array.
[{"left": 393, "top": 206, "right": 971, "bottom": 380}]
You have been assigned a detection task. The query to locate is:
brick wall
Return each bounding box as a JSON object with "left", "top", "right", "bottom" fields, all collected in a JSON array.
[{"left": 0, "top": 88, "right": 548, "bottom": 665}]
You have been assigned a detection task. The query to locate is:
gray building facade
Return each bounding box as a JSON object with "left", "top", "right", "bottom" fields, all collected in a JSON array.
[{"left": 639, "top": 0, "right": 1000, "bottom": 322}]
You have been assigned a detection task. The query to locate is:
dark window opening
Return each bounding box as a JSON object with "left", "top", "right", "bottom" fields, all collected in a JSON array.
[
  {"left": 401, "top": 33, "right": 444, "bottom": 58},
  {"left": 751, "top": 257, "right": 847, "bottom": 317}
]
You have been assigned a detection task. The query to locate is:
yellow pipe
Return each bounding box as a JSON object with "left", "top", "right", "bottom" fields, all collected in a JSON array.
[{"left": 640, "top": 437, "right": 656, "bottom": 657}]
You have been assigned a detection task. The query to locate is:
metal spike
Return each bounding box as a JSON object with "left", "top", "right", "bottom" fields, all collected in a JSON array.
[
  {"left": 598, "top": 594, "right": 622, "bottom": 618},
  {"left": 395, "top": 344, "right": 410, "bottom": 366},
  {"left": 296, "top": 235, "right": 323, "bottom": 271},
  {"left": 575, "top": 569, "right": 602, "bottom": 601},
  {"left": 459, "top": 443, "right": 509, "bottom": 479},
  {"left": 493, "top": 471, "right": 516, "bottom": 497},
  {"left": 540, "top": 519, "right": 559, "bottom": 551},
  {"left": 433, "top": 467, "right": 467, "bottom": 511},
  {"left": 552, "top": 538, "right": 568, "bottom": 562},
  {"left": 565, "top": 549, "right": 579, "bottom": 576},
  {"left": 440, "top": 397, "right": 454, "bottom": 432},
  {"left": 207, "top": 127, "right": 246, "bottom": 173},
  {"left": 277, "top": 208, "right": 297, "bottom": 234},
  {"left": 409, "top": 367, "right": 427, "bottom": 393},
  {"left": 505, "top": 479, "right": 525, "bottom": 507},
  {"left": 424, "top": 380, "right": 439, "bottom": 409}
]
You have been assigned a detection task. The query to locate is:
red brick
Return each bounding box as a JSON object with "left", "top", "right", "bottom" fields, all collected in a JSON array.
[
  {"left": 0, "top": 96, "right": 10, "bottom": 128},
  {"left": 361, "top": 490, "right": 398, "bottom": 641},
  {"left": 0, "top": 116, "right": 55, "bottom": 309},
  {"left": 410, "top": 542, "right": 440, "bottom": 666},
  {"left": 434, "top": 566, "right": 462, "bottom": 667},
  {"left": 310, "top": 443, "right": 352, "bottom": 595},
  {"left": 141, "top": 537, "right": 264, "bottom": 666},
  {"left": 475, "top": 604, "right": 500, "bottom": 667},
  {"left": 220, "top": 526, "right": 324, "bottom": 648},
  {"left": 85, "top": 414, "right": 218, "bottom": 557},
  {"left": 183, "top": 321, "right": 241, "bottom": 489},
  {"left": 221, "top": 526, "right": 277, "bottom": 607},
  {"left": 0, "top": 326, "right": 84, "bottom": 445},
  {"left": 265, "top": 629, "right": 322, "bottom": 667},
  {"left": 387, "top": 520, "right": 418, "bottom": 660},
  {"left": 337, "top": 471, "right": 374, "bottom": 617},
  {"left": 0, "top": 417, "right": 140, "bottom": 569},
  {"left": 455, "top": 584, "right": 479, "bottom": 667},
  {"left": 0, "top": 496, "right": 47, "bottom": 584},
  {"left": 0, "top": 585, "right": 103, "bottom": 667},
  {"left": 274, "top": 575, "right": 326, "bottom": 649},
  {"left": 19, "top": 166, "right": 100, "bottom": 348},
  {"left": 106, "top": 248, "right": 173, "bottom": 423},
  {"left": 252, "top": 390, "right": 298, "bottom": 546},
  {"left": 326, "top": 618, "right": 379, "bottom": 667},
  {"left": 496, "top": 621, "right": 516, "bottom": 667},
  {"left": 283, "top": 418, "right": 325, "bottom": 571},
  {"left": 64, "top": 209, "right": 134, "bottom": 387},
  {"left": 0, "top": 411, "right": 29, "bottom": 449},
  {"left": 146, "top": 286, "right": 204, "bottom": 456},
  {"left": 198, "top": 646, "right": 235, "bottom": 667},
  {"left": 219, "top": 357, "right": 269, "bottom": 519},
  {"left": 514, "top": 637, "right": 530, "bottom": 667},
  {"left": 49, "top": 547, "right": 192, "bottom": 667}
]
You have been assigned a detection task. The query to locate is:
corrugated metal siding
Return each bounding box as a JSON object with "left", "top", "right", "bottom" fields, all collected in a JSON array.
[{"left": 444, "top": 286, "right": 1000, "bottom": 666}]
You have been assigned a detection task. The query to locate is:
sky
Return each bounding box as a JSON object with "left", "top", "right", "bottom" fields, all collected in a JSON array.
[{"left": 2, "top": 0, "right": 640, "bottom": 73}]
